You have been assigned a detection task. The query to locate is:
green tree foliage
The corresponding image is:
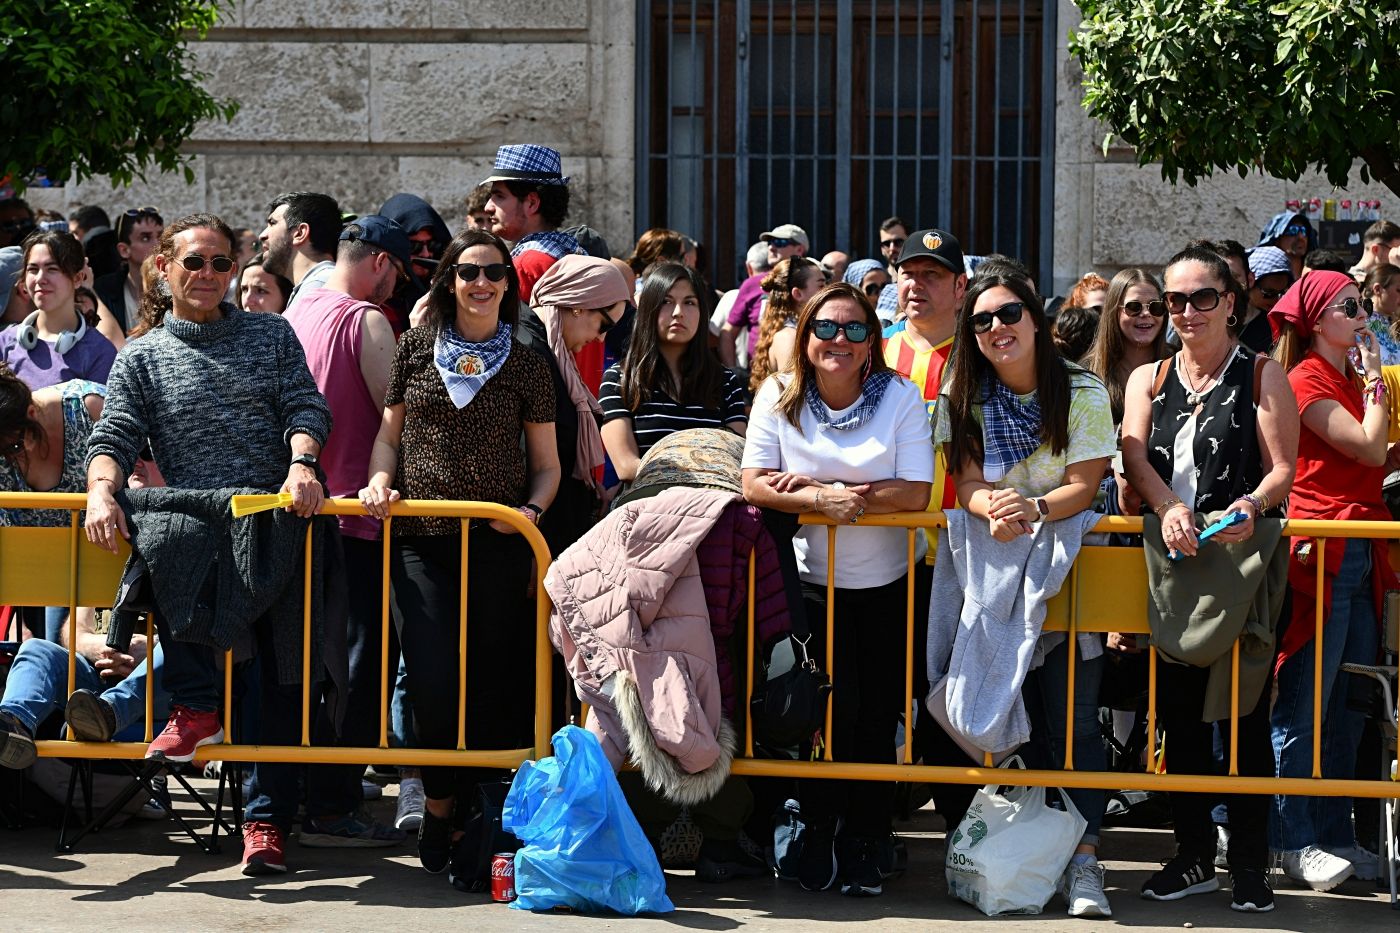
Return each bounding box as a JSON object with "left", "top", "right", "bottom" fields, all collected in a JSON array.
[
  {"left": 0, "top": 0, "right": 237, "bottom": 191},
  {"left": 1071, "top": 1, "right": 1400, "bottom": 197}
]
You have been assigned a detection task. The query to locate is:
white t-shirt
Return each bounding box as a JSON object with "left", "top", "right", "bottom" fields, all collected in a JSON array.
[{"left": 742, "top": 374, "right": 935, "bottom": 588}]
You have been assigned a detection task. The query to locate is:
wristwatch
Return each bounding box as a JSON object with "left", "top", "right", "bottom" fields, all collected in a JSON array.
[
  {"left": 521, "top": 503, "right": 544, "bottom": 524},
  {"left": 1031, "top": 497, "right": 1049, "bottom": 523},
  {"left": 290, "top": 453, "right": 323, "bottom": 479}
]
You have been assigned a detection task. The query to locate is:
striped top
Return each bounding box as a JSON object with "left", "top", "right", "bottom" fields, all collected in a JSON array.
[
  {"left": 883, "top": 321, "right": 956, "bottom": 512},
  {"left": 599, "top": 362, "right": 748, "bottom": 458}
]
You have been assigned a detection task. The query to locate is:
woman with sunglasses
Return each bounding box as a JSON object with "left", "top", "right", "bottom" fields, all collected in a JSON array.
[
  {"left": 742, "top": 283, "right": 933, "bottom": 898},
  {"left": 1362, "top": 263, "right": 1400, "bottom": 366},
  {"left": 601, "top": 262, "right": 747, "bottom": 485},
  {"left": 517, "top": 254, "right": 632, "bottom": 554},
  {"left": 841, "top": 258, "right": 891, "bottom": 302},
  {"left": 0, "top": 231, "right": 117, "bottom": 391},
  {"left": 936, "top": 271, "right": 1117, "bottom": 917},
  {"left": 360, "top": 228, "right": 560, "bottom": 882},
  {"left": 749, "top": 256, "right": 825, "bottom": 393},
  {"left": 1266, "top": 271, "right": 1392, "bottom": 891},
  {"left": 1084, "top": 269, "right": 1168, "bottom": 427},
  {"left": 1121, "top": 246, "right": 1297, "bottom": 913}
]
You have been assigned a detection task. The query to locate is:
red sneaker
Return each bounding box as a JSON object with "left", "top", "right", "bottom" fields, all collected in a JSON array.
[
  {"left": 145, "top": 705, "right": 224, "bottom": 762},
  {"left": 242, "top": 820, "right": 288, "bottom": 875}
]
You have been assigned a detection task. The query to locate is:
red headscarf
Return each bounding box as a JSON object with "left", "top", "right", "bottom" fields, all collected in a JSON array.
[{"left": 1267, "top": 269, "right": 1353, "bottom": 340}]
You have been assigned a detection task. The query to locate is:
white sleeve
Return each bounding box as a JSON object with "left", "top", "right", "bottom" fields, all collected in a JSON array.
[
  {"left": 892, "top": 381, "right": 937, "bottom": 482},
  {"left": 741, "top": 377, "right": 785, "bottom": 471}
]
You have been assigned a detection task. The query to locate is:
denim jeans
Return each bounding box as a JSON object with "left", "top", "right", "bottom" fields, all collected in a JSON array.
[
  {"left": 0, "top": 638, "right": 169, "bottom": 739},
  {"left": 1271, "top": 537, "right": 1379, "bottom": 852},
  {"left": 1020, "top": 637, "right": 1107, "bottom": 846},
  {"left": 390, "top": 653, "right": 415, "bottom": 748}
]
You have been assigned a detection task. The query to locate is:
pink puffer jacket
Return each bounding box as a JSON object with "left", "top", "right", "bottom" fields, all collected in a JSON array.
[{"left": 545, "top": 486, "right": 748, "bottom": 806}]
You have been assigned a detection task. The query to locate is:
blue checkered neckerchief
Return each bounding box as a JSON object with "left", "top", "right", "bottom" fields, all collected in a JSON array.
[
  {"left": 804, "top": 370, "right": 894, "bottom": 431},
  {"left": 512, "top": 230, "right": 586, "bottom": 262},
  {"left": 434, "top": 320, "right": 514, "bottom": 409},
  {"left": 980, "top": 373, "right": 1043, "bottom": 481}
]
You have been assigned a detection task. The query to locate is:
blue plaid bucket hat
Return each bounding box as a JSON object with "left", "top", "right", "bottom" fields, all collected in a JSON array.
[{"left": 480, "top": 145, "right": 570, "bottom": 186}]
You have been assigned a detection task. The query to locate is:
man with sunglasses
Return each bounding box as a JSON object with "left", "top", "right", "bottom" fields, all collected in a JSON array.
[
  {"left": 283, "top": 214, "right": 409, "bottom": 849},
  {"left": 93, "top": 205, "right": 163, "bottom": 334},
  {"left": 0, "top": 196, "right": 36, "bottom": 249},
  {"left": 1257, "top": 209, "right": 1315, "bottom": 281},
  {"left": 878, "top": 215, "right": 910, "bottom": 278},
  {"left": 379, "top": 193, "right": 451, "bottom": 333},
  {"left": 1242, "top": 245, "right": 1294, "bottom": 353}
]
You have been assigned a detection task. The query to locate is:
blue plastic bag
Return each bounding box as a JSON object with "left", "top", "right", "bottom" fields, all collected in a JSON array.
[{"left": 503, "top": 725, "right": 674, "bottom": 914}]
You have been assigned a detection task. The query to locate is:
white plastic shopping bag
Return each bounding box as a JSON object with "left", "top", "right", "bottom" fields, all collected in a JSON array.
[{"left": 944, "top": 765, "right": 1086, "bottom": 916}]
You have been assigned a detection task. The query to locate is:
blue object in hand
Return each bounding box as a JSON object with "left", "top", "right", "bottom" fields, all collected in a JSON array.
[{"left": 1168, "top": 510, "right": 1248, "bottom": 561}]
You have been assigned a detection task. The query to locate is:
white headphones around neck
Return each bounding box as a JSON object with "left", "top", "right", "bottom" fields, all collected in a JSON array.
[{"left": 17, "top": 310, "right": 87, "bottom": 356}]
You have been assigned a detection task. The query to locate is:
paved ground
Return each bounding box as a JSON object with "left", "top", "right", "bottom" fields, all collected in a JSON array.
[{"left": 1, "top": 777, "right": 1394, "bottom": 932}]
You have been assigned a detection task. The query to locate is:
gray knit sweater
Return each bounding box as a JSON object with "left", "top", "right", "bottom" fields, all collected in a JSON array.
[{"left": 86, "top": 304, "right": 332, "bottom": 488}]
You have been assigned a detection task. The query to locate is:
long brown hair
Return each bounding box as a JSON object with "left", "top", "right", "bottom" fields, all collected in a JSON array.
[
  {"left": 131, "top": 213, "right": 237, "bottom": 337},
  {"left": 619, "top": 262, "right": 724, "bottom": 411},
  {"left": 944, "top": 273, "right": 1079, "bottom": 471},
  {"left": 774, "top": 283, "right": 889, "bottom": 428},
  {"left": 0, "top": 365, "right": 46, "bottom": 462},
  {"left": 423, "top": 228, "right": 521, "bottom": 334},
  {"left": 1083, "top": 267, "right": 1165, "bottom": 423},
  {"left": 750, "top": 256, "right": 822, "bottom": 393}
]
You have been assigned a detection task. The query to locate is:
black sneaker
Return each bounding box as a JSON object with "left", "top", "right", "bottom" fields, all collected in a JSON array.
[
  {"left": 695, "top": 839, "right": 771, "bottom": 883},
  {"left": 417, "top": 809, "right": 452, "bottom": 874},
  {"left": 838, "top": 837, "right": 883, "bottom": 897},
  {"left": 0, "top": 714, "right": 36, "bottom": 770},
  {"left": 797, "top": 818, "right": 839, "bottom": 892},
  {"left": 1141, "top": 851, "right": 1219, "bottom": 901},
  {"left": 65, "top": 689, "right": 117, "bottom": 742},
  {"left": 1229, "top": 867, "right": 1275, "bottom": 913}
]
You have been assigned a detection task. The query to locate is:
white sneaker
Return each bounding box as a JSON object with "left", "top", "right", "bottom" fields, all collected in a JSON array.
[
  {"left": 1214, "top": 825, "right": 1230, "bottom": 869},
  {"left": 1322, "top": 844, "right": 1379, "bottom": 882},
  {"left": 1059, "top": 857, "right": 1113, "bottom": 918},
  {"left": 395, "top": 776, "right": 425, "bottom": 831},
  {"left": 1281, "top": 845, "right": 1354, "bottom": 891}
]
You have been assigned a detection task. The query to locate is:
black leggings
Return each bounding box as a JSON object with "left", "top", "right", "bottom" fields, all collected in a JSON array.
[{"left": 390, "top": 530, "right": 535, "bottom": 802}]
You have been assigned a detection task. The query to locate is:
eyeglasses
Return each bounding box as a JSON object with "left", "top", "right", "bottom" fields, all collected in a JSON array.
[
  {"left": 767, "top": 238, "right": 796, "bottom": 249},
  {"left": 1162, "top": 288, "right": 1222, "bottom": 314},
  {"left": 1122, "top": 299, "right": 1167, "bottom": 318},
  {"left": 1325, "top": 296, "right": 1364, "bottom": 319},
  {"left": 863, "top": 282, "right": 884, "bottom": 297},
  {"left": 451, "top": 262, "right": 510, "bottom": 283},
  {"left": 1283, "top": 223, "right": 1308, "bottom": 237},
  {"left": 595, "top": 306, "right": 618, "bottom": 334},
  {"left": 811, "top": 318, "right": 871, "bottom": 343},
  {"left": 176, "top": 254, "right": 235, "bottom": 273},
  {"left": 880, "top": 237, "right": 906, "bottom": 251},
  {"left": 969, "top": 301, "right": 1025, "bottom": 333},
  {"left": 374, "top": 251, "right": 409, "bottom": 284},
  {"left": 1256, "top": 286, "right": 1287, "bottom": 300}
]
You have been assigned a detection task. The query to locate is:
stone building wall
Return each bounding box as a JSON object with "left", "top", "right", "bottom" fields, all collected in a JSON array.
[{"left": 27, "top": 0, "right": 638, "bottom": 254}]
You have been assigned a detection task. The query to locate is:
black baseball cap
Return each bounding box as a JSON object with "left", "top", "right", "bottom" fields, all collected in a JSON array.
[
  {"left": 895, "top": 228, "right": 965, "bottom": 276},
  {"left": 340, "top": 214, "right": 412, "bottom": 269}
]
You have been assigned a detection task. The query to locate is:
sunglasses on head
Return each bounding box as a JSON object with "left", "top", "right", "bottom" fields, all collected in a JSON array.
[
  {"left": 969, "top": 301, "right": 1025, "bottom": 333},
  {"left": 767, "top": 238, "right": 796, "bottom": 249},
  {"left": 1162, "top": 287, "right": 1222, "bottom": 315},
  {"left": 177, "top": 254, "right": 235, "bottom": 273},
  {"left": 1122, "top": 298, "right": 1167, "bottom": 317},
  {"left": 117, "top": 206, "right": 161, "bottom": 237},
  {"left": 880, "top": 237, "right": 906, "bottom": 250},
  {"left": 451, "top": 262, "right": 510, "bottom": 283},
  {"left": 1325, "top": 296, "right": 1364, "bottom": 318},
  {"left": 811, "top": 318, "right": 871, "bottom": 342},
  {"left": 1283, "top": 223, "right": 1308, "bottom": 237}
]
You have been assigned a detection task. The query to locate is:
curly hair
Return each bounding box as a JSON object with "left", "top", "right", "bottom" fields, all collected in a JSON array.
[{"left": 749, "top": 257, "right": 823, "bottom": 393}]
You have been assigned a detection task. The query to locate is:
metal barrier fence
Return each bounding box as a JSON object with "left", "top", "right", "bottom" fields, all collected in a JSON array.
[{"left": 4, "top": 492, "right": 1396, "bottom": 802}]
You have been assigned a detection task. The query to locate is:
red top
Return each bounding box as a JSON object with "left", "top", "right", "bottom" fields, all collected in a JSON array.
[{"left": 1287, "top": 351, "right": 1388, "bottom": 522}]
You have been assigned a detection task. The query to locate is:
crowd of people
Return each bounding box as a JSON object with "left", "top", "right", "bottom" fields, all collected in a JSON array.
[{"left": 0, "top": 147, "right": 1396, "bottom": 918}]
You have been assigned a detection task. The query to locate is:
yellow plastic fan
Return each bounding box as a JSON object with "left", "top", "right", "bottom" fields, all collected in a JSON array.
[{"left": 230, "top": 492, "right": 293, "bottom": 518}]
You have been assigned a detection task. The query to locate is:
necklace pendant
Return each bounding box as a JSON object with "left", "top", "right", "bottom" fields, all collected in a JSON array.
[{"left": 1185, "top": 391, "right": 1202, "bottom": 406}]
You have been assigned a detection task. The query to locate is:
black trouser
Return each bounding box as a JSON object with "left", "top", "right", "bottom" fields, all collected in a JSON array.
[
  {"left": 799, "top": 575, "right": 907, "bottom": 841},
  {"left": 1157, "top": 660, "right": 1273, "bottom": 871},
  {"left": 389, "top": 531, "right": 534, "bottom": 802}
]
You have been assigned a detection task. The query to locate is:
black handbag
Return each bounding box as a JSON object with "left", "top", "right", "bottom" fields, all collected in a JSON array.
[{"left": 448, "top": 779, "right": 521, "bottom": 893}]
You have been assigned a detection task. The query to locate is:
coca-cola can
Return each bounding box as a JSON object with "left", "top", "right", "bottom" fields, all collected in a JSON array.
[{"left": 491, "top": 852, "right": 516, "bottom": 902}]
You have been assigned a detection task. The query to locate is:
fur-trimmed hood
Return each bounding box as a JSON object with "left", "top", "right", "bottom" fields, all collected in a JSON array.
[{"left": 545, "top": 486, "right": 739, "bottom": 804}]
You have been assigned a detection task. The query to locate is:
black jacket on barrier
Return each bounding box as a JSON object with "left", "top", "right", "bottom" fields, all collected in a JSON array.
[{"left": 110, "top": 486, "right": 349, "bottom": 726}]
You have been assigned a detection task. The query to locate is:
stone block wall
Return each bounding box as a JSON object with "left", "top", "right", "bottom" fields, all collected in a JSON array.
[{"left": 26, "top": 0, "right": 637, "bottom": 254}]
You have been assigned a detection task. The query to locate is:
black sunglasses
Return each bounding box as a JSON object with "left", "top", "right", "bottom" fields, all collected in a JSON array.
[
  {"left": 451, "top": 262, "right": 510, "bottom": 283},
  {"left": 1325, "top": 296, "right": 1364, "bottom": 319},
  {"left": 1122, "top": 299, "right": 1167, "bottom": 318},
  {"left": 1256, "top": 285, "right": 1287, "bottom": 300},
  {"left": 880, "top": 237, "right": 906, "bottom": 250},
  {"left": 969, "top": 301, "right": 1025, "bottom": 334},
  {"left": 117, "top": 206, "right": 162, "bottom": 238},
  {"left": 863, "top": 282, "right": 884, "bottom": 297},
  {"left": 811, "top": 318, "right": 871, "bottom": 343},
  {"left": 595, "top": 306, "right": 618, "bottom": 334},
  {"left": 177, "top": 254, "right": 235, "bottom": 273},
  {"left": 1162, "top": 288, "right": 1222, "bottom": 315}
]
